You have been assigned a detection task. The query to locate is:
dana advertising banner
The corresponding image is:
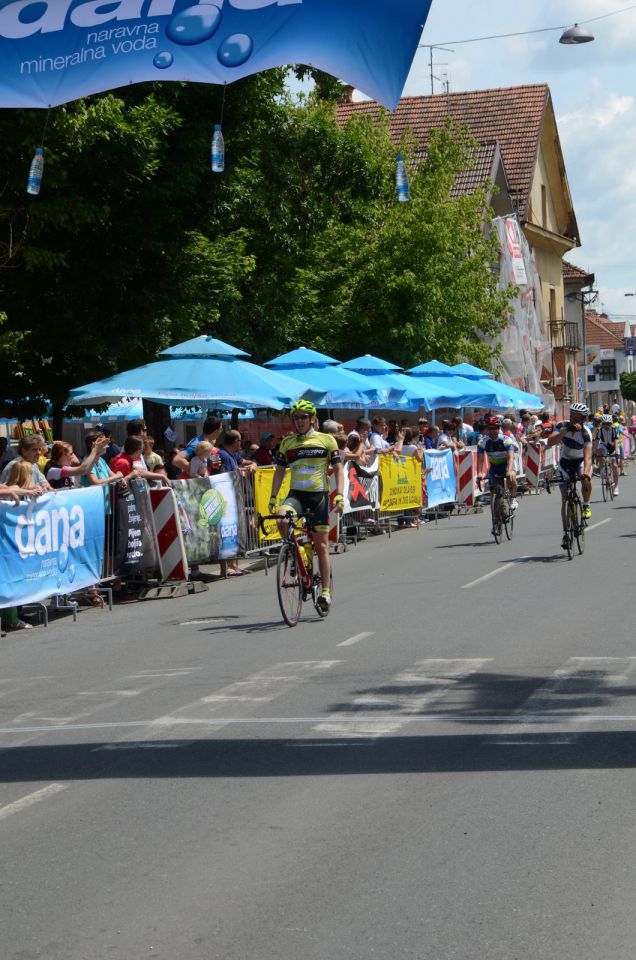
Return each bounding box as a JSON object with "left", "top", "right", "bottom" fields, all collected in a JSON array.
[
  {"left": 0, "top": 486, "right": 105, "bottom": 608},
  {"left": 378, "top": 455, "right": 421, "bottom": 513},
  {"left": 172, "top": 473, "right": 246, "bottom": 562},
  {"left": 0, "top": 0, "right": 432, "bottom": 110},
  {"left": 425, "top": 449, "right": 456, "bottom": 508}
]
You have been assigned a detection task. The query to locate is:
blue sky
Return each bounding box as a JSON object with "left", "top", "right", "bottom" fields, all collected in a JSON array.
[{"left": 354, "top": 1, "right": 636, "bottom": 321}]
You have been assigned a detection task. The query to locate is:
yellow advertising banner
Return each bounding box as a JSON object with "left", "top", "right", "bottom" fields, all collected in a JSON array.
[
  {"left": 253, "top": 467, "right": 290, "bottom": 542},
  {"left": 379, "top": 455, "right": 422, "bottom": 512}
]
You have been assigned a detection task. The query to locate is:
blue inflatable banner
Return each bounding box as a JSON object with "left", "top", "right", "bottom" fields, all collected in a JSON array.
[
  {"left": 0, "top": 0, "right": 432, "bottom": 109},
  {"left": 425, "top": 449, "right": 456, "bottom": 508},
  {"left": 0, "top": 487, "right": 105, "bottom": 608}
]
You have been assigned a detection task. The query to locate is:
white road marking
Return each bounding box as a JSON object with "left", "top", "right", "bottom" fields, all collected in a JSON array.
[
  {"left": 314, "top": 659, "right": 491, "bottom": 738},
  {"left": 93, "top": 742, "right": 187, "bottom": 752},
  {"left": 462, "top": 559, "right": 529, "bottom": 590},
  {"left": 487, "top": 657, "right": 636, "bottom": 746},
  {"left": 586, "top": 518, "right": 612, "bottom": 532},
  {"left": 4, "top": 713, "right": 636, "bottom": 736},
  {"left": 0, "top": 784, "right": 68, "bottom": 822},
  {"left": 337, "top": 632, "right": 374, "bottom": 647},
  {"left": 126, "top": 660, "right": 342, "bottom": 741}
]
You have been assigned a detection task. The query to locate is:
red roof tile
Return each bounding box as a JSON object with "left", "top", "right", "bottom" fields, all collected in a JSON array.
[
  {"left": 563, "top": 260, "right": 594, "bottom": 284},
  {"left": 337, "top": 85, "right": 550, "bottom": 221},
  {"left": 585, "top": 311, "right": 625, "bottom": 349}
]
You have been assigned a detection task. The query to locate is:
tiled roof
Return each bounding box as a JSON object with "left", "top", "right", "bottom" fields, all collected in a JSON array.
[
  {"left": 337, "top": 85, "right": 550, "bottom": 220},
  {"left": 563, "top": 260, "right": 594, "bottom": 284},
  {"left": 415, "top": 139, "right": 506, "bottom": 198},
  {"left": 585, "top": 311, "right": 625, "bottom": 349}
]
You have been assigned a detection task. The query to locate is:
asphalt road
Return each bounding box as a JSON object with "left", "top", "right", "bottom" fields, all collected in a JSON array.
[{"left": 2, "top": 470, "right": 636, "bottom": 960}]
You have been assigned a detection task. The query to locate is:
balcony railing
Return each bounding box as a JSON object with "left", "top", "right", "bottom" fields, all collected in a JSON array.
[{"left": 549, "top": 320, "right": 581, "bottom": 351}]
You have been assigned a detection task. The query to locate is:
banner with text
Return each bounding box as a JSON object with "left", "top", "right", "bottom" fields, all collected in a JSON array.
[
  {"left": 114, "top": 478, "right": 159, "bottom": 576},
  {"left": 254, "top": 466, "right": 290, "bottom": 543},
  {"left": 378, "top": 455, "right": 422, "bottom": 513},
  {"left": 424, "top": 449, "right": 457, "bottom": 507},
  {"left": 172, "top": 473, "right": 246, "bottom": 562},
  {"left": 0, "top": 0, "right": 432, "bottom": 111},
  {"left": 0, "top": 487, "right": 105, "bottom": 608}
]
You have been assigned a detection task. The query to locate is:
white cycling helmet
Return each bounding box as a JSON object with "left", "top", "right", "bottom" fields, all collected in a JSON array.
[
  {"left": 602, "top": 413, "right": 613, "bottom": 424},
  {"left": 569, "top": 402, "right": 589, "bottom": 416}
]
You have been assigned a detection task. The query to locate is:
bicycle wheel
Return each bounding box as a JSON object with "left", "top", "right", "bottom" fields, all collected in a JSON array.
[
  {"left": 503, "top": 493, "right": 514, "bottom": 540},
  {"left": 608, "top": 472, "right": 616, "bottom": 500},
  {"left": 573, "top": 500, "right": 585, "bottom": 555},
  {"left": 564, "top": 498, "right": 574, "bottom": 560},
  {"left": 276, "top": 542, "right": 303, "bottom": 627},
  {"left": 601, "top": 467, "right": 608, "bottom": 502},
  {"left": 490, "top": 492, "right": 502, "bottom": 544}
]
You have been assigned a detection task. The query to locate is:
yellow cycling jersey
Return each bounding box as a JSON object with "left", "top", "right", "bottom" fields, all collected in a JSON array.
[{"left": 275, "top": 430, "right": 340, "bottom": 493}]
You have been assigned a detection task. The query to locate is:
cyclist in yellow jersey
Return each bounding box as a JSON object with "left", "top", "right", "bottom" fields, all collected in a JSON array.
[{"left": 269, "top": 400, "right": 344, "bottom": 613}]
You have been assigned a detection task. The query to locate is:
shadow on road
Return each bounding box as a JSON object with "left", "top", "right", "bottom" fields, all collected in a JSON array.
[{"left": 3, "top": 729, "right": 636, "bottom": 782}]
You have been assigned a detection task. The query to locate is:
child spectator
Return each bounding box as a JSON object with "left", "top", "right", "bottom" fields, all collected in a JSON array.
[{"left": 189, "top": 440, "right": 214, "bottom": 477}]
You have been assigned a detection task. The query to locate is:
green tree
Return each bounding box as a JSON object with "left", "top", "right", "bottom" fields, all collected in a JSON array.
[
  {"left": 287, "top": 120, "right": 513, "bottom": 369},
  {"left": 620, "top": 371, "right": 636, "bottom": 402}
]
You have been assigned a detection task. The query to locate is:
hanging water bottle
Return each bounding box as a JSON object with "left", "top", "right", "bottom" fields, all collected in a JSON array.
[
  {"left": 27, "top": 146, "right": 44, "bottom": 196},
  {"left": 395, "top": 152, "right": 410, "bottom": 203},
  {"left": 211, "top": 124, "right": 224, "bottom": 173}
]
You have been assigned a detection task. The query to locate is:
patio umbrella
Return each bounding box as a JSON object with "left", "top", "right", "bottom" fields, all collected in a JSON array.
[
  {"left": 265, "top": 347, "right": 403, "bottom": 409},
  {"left": 340, "top": 355, "right": 464, "bottom": 411},
  {"left": 0, "top": 1, "right": 434, "bottom": 111},
  {"left": 66, "top": 336, "right": 321, "bottom": 411},
  {"left": 448, "top": 364, "right": 543, "bottom": 410},
  {"left": 406, "top": 362, "right": 505, "bottom": 408}
]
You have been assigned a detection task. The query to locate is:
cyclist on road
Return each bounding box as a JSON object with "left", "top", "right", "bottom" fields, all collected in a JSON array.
[
  {"left": 546, "top": 402, "right": 593, "bottom": 550},
  {"left": 269, "top": 400, "right": 344, "bottom": 613},
  {"left": 476, "top": 415, "right": 519, "bottom": 523},
  {"left": 593, "top": 413, "right": 620, "bottom": 496}
]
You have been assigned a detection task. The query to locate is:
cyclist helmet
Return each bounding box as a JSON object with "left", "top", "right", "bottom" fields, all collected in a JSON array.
[
  {"left": 602, "top": 413, "right": 613, "bottom": 424},
  {"left": 569, "top": 402, "right": 589, "bottom": 417},
  {"left": 290, "top": 399, "right": 317, "bottom": 417},
  {"left": 484, "top": 415, "right": 503, "bottom": 427}
]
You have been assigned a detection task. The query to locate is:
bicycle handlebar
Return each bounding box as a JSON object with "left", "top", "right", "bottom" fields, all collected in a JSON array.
[{"left": 258, "top": 511, "right": 297, "bottom": 535}]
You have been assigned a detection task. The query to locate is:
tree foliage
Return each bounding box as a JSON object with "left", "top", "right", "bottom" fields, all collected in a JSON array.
[
  {"left": 0, "top": 76, "right": 513, "bottom": 423},
  {"left": 620, "top": 371, "right": 636, "bottom": 402}
]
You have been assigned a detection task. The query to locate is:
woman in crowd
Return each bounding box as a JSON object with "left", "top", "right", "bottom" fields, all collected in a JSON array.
[
  {"left": 0, "top": 467, "right": 44, "bottom": 632},
  {"left": 44, "top": 435, "right": 111, "bottom": 489}
]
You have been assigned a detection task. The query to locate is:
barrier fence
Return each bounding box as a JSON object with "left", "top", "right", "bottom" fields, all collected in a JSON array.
[{"left": 0, "top": 440, "right": 574, "bottom": 614}]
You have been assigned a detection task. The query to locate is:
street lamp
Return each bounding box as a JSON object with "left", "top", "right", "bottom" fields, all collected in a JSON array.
[{"left": 559, "top": 24, "right": 595, "bottom": 44}]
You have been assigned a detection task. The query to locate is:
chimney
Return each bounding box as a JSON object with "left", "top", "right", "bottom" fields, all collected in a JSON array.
[{"left": 342, "top": 84, "right": 355, "bottom": 103}]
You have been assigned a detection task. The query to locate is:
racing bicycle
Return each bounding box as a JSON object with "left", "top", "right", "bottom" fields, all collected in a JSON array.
[
  {"left": 598, "top": 454, "right": 615, "bottom": 501},
  {"left": 477, "top": 475, "right": 514, "bottom": 544},
  {"left": 546, "top": 470, "right": 587, "bottom": 560},
  {"left": 259, "top": 511, "right": 333, "bottom": 627}
]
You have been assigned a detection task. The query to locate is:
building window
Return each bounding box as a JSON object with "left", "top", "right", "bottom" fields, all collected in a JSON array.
[
  {"left": 541, "top": 185, "right": 547, "bottom": 228},
  {"left": 597, "top": 359, "right": 616, "bottom": 382}
]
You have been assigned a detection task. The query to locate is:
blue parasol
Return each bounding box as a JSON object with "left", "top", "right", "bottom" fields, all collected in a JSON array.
[
  {"left": 265, "top": 346, "right": 403, "bottom": 409},
  {"left": 66, "top": 336, "right": 321, "bottom": 411}
]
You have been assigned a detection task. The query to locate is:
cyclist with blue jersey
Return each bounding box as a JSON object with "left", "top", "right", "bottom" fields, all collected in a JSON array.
[
  {"left": 476, "top": 415, "right": 519, "bottom": 522},
  {"left": 269, "top": 400, "right": 344, "bottom": 613}
]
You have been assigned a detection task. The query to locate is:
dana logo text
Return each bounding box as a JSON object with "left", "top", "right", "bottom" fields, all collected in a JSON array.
[{"left": 15, "top": 503, "right": 85, "bottom": 559}]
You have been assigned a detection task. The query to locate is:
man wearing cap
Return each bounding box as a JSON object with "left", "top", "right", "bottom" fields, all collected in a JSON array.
[{"left": 253, "top": 432, "right": 277, "bottom": 466}]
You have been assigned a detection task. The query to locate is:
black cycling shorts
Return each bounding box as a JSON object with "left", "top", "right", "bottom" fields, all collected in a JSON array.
[{"left": 281, "top": 490, "right": 330, "bottom": 532}]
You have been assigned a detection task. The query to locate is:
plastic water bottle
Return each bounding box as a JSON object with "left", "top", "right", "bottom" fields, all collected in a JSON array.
[
  {"left": 395, "top": 153, "right": 410, "bottom": 202},
  {"left": 27, "top": 147, "right": 44, "bottom": 195},
  {"left": 211, "top": 124, "right": 224, "bottom": 173}
]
